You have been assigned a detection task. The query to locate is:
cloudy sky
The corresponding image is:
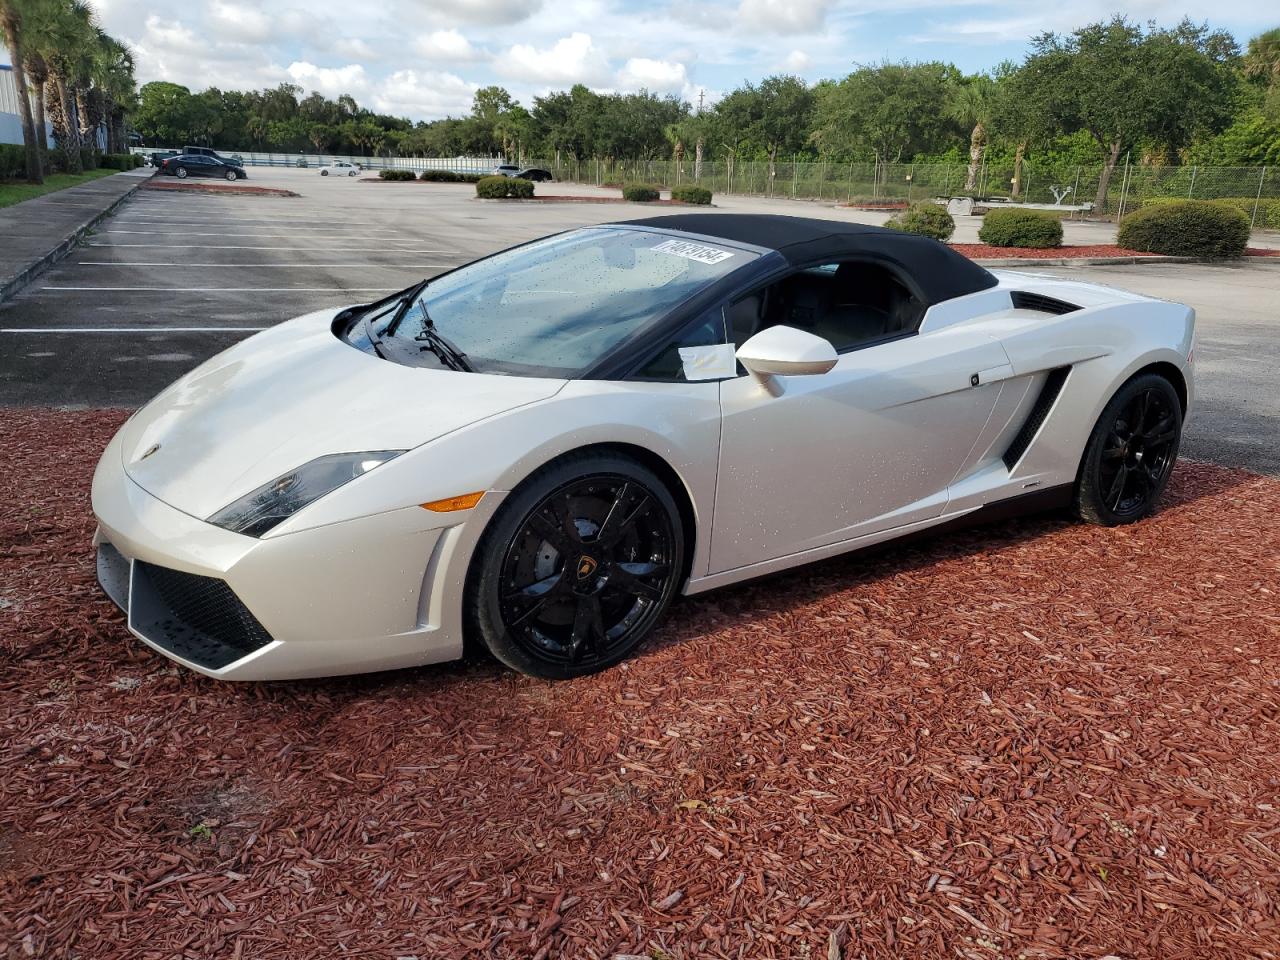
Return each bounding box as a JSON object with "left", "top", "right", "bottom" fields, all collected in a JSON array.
[{"left": 38, "top": 0, "right": 1280, "bottom": 120}]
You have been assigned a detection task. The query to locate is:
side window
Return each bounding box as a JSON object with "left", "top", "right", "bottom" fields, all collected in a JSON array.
[
  {"left": 632, "top": 306, "right": 729, "bottom": 382},
  {"left": 731, "top": 260, "right": 924, "bottom": 354}
]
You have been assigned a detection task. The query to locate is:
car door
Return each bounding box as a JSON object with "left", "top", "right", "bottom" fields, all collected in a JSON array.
[{"left": 709, "top": 262, "right": 1011, "bottom": 574}]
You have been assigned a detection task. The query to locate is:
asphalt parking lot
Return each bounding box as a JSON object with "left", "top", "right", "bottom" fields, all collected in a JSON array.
[{"left": 1, "top": 167, "right": 1277, "bottom": 473}]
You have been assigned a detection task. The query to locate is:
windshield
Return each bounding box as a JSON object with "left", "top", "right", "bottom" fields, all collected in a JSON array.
[{"left": 376, "top": 227, "right": 754, "bottom": 377}]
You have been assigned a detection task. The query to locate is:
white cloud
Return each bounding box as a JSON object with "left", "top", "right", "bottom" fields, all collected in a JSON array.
[
  {"left": 208, "top": 1, "right": 273, "bottom": 43},
  {"left": 374, "top": 69, "right": 479, "bottom": 118},
  {"left": 616, "top": 57, "right": 688, "bottom": 92},
  {"left": 414, "top": 29, "right": 487, "bottom": 62},
  {"left": 419, "top": 0, "right": 542, "bottom": 25},
  {"left": 333, "top": 38, "right": 379, "bottom": 61},
  {"left": 737, "top": 0, "right": 830, "bottom": 34},
  {"left": 501, "top": 32, "right": 611, "bottom": 86},
  {"left": 782, "top": 49, "right": 811, "bottom": 71},
  {"left": 286, "top": 62, "right": 371, "bottom": 98}
]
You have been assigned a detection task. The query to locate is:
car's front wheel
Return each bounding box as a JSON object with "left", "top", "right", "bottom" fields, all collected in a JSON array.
[
  {"left": 224, "top": 169, "right": 237, "bottom": 181},
  {"left": 321, "top": 169, "right": 329, "bottom": 176},
  {"left": 1075, "top": 372, "right": 1182, "bottom": 525},
  {"left": 468, "top": 452, "right": 684, "bottom": 679}
]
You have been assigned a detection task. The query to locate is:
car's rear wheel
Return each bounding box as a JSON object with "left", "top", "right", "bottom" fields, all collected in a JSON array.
[
  {"left": 468, "top": 452, "right": 683, "bottom": 679},
  {"left": 1075, "top": 373, "right": 1182, "bottom": 526},
  {"left": 175, "top": 166, "right": 188, "bottom": 179},
  {"left": 321, "top": 169, "right": 329, "bottom": 176}
]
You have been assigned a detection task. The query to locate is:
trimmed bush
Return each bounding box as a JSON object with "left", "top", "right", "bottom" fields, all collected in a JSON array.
[
  {"left": 1117, "top": 200, "right": 1249, "bottom": 259},
  {"left": 100, "top": 153, "right": 142, "bottom": 171},
  {"left": 884, "top": 201, "right": 955, "bottom": 242},
  {"left": 378, "top": 169, "right": 417, "bottom": 181},
  {"left": 978, "top": 208, "right": 1064, "bottom": 248},
  {"left": 671, "top": 184, "right": 712, "bottom": 205},
  {"left": 419, "top": 168, "right": 463, "bottom": 182},
  {"left": 0, "top": 143, "right": 26, "bottom": 179},
  {"left": 475, "top": 175, "right": 534, "bottom": 199},
  {"left": 622, "top": 183, "right": 661, "bottom": 202},
  {"left": 1143, "top": 196, "right": 1280, "bottom": 231}
]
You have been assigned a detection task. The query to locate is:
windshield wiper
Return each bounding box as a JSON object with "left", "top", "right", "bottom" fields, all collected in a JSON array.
[{"left": 412, "top": 299, "right": 472, "bottom": 372}]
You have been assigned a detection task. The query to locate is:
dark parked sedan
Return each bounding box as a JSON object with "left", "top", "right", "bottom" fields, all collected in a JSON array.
[{"left": 162, "top": 154, "right": 248, "bottom": 181}]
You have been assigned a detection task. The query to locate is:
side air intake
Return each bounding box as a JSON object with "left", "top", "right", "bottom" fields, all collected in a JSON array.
[
  {"left": 1003, "top": 367, "right": 1071, "bottom": 470},
  {"left": 1011, "top": 291, "right": 1080, "bottom": 315}
]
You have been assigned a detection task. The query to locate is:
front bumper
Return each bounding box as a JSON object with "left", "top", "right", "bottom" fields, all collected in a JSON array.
[{"left": 91, "top": 430, "right": 473, "bottom": 680}]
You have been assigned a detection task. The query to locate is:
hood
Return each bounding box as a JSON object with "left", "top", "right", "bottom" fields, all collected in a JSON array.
[{"left": 119, "top": 309, "right": 565, "bottom": 519}]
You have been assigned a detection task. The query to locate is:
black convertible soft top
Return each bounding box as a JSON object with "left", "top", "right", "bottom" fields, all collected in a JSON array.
[{"left": 619, "top": 213, "right": 999, "bottom": 306}]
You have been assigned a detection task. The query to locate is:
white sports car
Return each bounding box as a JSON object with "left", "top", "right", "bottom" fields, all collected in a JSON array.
[{"left": 91, "top": 215, "right": 1194, "bottom": 681}]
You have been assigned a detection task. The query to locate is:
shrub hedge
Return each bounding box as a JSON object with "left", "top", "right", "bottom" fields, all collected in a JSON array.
[
  {"left": 1117, "top": 200, "right": 1250, "bottom": 259},
  {"left": 100, "top": 153, "right": 144, "bottom": 170},
  {"left": 978, "top": 208, "right": 1064, "bottom": 248},
  {"left": 884, "top": 201, "right": 955, "bottom": 242},
  {"left": 1143, "top": 196, "right": 1280, "bottom": 231},
  {"left": 475, "top": 175, "right": 534, "bottom": 199},
  {"left": 622, "top": 183, "right": 661, "bottom": 202},
  {"left": 378, "top": 169, "right": 417, "bottom": 181},
  {"left": 419, "top": 169, "right": 483, "bottom": 182},
  {"left": 671, "top": 184, "right": 712, "bottom": 205}
]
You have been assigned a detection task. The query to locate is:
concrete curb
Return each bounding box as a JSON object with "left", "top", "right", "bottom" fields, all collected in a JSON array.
[
  {"left": 976, "top": 254, "right": 1280, "bottom": 268},
  {"left": 0, "top": 172, "right": 152, "bottom": 304}
]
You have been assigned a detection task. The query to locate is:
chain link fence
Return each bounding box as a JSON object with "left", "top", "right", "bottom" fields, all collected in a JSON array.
[{"left": 546, "top": 158, "right": 1277, "bottom": 226}]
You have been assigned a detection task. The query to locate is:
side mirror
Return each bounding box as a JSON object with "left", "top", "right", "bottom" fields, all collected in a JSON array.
[{"left": 736, "top": 325, "right": 838, "bottom": 395}]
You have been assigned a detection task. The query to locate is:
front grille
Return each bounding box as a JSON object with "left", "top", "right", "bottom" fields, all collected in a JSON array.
[{"left": 130, "top": 562, "right": 273, "bottom": 670}]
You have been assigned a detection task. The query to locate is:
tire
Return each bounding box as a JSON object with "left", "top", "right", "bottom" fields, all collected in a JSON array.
[
  {"left": 321, "top": 169, "right": 329, "bottom": 176},
  {"left": 1075, "top": 373, "right": 1182, "bottom": 526},
  {"left": 175, "top": 166, "right": 188, "bottom": 179},
  {"left": 467, "top": 452, "right": 684, "bottom": 680},
  {"left": 225, "top": 169, "right": 237, "bottom": 181}
]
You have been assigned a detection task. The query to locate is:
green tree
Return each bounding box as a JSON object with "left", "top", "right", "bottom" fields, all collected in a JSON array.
[
  {"left": 1007, "top": 17, "right": 1239, "bottom": 212},
  {"left": 812, "top": 62, "right": 957, "bottom": 162},
  {"left": 713, "top": 75, "right": 812, "bottom": 177},
  {"left": 32, "top": 0, "right": 97, "bottom": 172}
]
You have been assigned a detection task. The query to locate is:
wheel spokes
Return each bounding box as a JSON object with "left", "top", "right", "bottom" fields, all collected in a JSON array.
[
  {"left": 596, "top": 483, "right": 652, "bottom": 548},
  {"left": 568, "top": 596, "right": 605, "bottom": 660},
  {"left": 1104, "top": 464, "right": 1129, "bottom": 511},
  {"left": 609, "top": 562, "right": 670, "bottom": 601},
  {"left": 503, "top": 572, "right": 565, "bottom": 625}
]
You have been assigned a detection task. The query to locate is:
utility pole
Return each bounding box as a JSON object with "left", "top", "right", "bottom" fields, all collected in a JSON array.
[{"left": 696, "top": 89, "right": 704, "bottom": 115}]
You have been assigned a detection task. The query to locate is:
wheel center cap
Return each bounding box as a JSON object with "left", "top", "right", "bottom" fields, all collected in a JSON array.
[{"left": 576, "top": 555, "right": 598, "bottom": 580}]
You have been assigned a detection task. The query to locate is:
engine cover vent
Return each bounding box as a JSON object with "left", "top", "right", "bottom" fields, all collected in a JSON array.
[{"left": 1011, "top": 291, "right": 1080, "bottom": 315}]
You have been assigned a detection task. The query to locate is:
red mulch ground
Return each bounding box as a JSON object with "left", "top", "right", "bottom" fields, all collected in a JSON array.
[
  {"left": 953, "top": 244, "right": 1160, "bottom": 260},
  {"left": 143, "top": 181, "right": 300, "bottom": 198},
  {"left": 1245, "top": 247, "right": 1279, "bottom": 257},
  {"left": 3, "top": 409, "right": 1279, "bottom": 959}
]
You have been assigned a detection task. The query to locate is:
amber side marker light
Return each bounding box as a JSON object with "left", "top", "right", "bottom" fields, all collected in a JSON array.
[{"left": 421, "top": 491, "right": 485, "bottom": 512}]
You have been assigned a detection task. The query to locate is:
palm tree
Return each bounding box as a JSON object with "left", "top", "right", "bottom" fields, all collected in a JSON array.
[
  {"left": 948, "top": 75, "right": 996, "bottom": 193},
  {"left": 88, "top": 29, "right": 133, "bottom": 152},
  {"left": 1243, "top": 28, "right": 1280, "bottom": 86},
  {"left": 33, "top": 0, "right": 96, "bottom": 173},
  {"left": 0, "top": 0, "right": 44, "bottom": 182},
  {"left": 23, "top": 49, "right": 49, "bottom": 151}
]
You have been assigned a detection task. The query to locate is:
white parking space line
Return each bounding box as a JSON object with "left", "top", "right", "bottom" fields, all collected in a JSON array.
[
  {"left": 2, "top": 327, "right": 268, "bottom": 333},
  {"left": 115, "top": 215, "right": 379, "bottom": 226},
  {"left": 40, "top": 286, "right": 396, "bottom": 292},
  {"left": 76, "top": 262, "right": 455, "bottom": 268}
]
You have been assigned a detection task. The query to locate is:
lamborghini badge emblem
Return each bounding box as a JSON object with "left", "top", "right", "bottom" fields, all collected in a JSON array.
[
  {"left": 139, "top": 443, "right": 161, "bottom": 461},
  {"left": 577, "top": 556, "right": 598, "bottom": 579}
]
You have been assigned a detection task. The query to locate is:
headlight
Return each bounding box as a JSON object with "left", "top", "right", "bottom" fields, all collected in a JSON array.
[{"left": 208, "top": 451, "right": 404, "bottom": 537}]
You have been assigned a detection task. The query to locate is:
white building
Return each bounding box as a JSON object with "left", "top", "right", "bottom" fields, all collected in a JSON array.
[{"left": 1, "top": 62, "right": 79, "bottom": 147}]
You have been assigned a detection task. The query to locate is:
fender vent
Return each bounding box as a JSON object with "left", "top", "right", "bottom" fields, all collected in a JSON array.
[
  {"left": 1011, "top": 291, "right": 1080, "bottom": 315},
  {"left": 1003, "top": 366, "right": 1071, "bottom": 470}
]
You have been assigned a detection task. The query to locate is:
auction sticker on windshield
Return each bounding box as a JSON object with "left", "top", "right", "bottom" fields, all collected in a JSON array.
[{"left": 652, "top": 239, "right": 736, "bottom": 265}]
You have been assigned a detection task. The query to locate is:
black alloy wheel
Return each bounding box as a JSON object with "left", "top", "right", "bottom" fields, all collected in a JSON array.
[
  {"left": 1076, "top": 373, "right": 1182, "bottom": 525},
  {"left": 469, "top": 453, "right": 683, "bottom": 679}
]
